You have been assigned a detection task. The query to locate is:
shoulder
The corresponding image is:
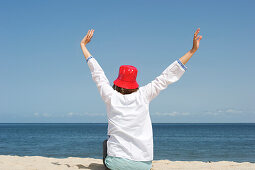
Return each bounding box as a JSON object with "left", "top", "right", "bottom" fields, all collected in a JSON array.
[{"left": 137, "top": 87, "right": 150, "bottom": 104}]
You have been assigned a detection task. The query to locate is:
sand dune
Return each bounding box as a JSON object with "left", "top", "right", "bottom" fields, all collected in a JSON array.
[{"left": 0, "top": 155, "right": 254, "bottom": 170}]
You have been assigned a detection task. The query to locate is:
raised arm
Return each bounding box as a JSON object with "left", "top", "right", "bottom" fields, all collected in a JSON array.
[
  {"left": 80, "top": 29, "right": 114, "bottom": 103},
  {"left": 141, "top": 28, "right": 202, "bottom": 103}
]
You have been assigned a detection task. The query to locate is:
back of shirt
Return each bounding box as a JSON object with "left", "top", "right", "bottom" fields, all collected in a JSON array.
[
  {"left": 87, "top": 56, "right": 187, "bottom": 161},
  {"left": 106, "top": 89, "right": 153, "bottom": 161}
]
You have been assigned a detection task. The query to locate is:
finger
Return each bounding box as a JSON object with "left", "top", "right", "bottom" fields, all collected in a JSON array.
[
  {"left": 86, "top": 30, "right": 91, "bottom": 37},
  {"left": 194, "top": 28, "right": 200, "bottom": 37},
  {"left": 88, "top": 29, "right": 92, "bottom": 38},
  {"left": 84, "top": 30, "right": 89, "bottom": 37},
  {"left": 196, "top": 35, "right": 202, "bottom": 40},
  {"left": 198, "top": 35, "right": 202, "bottom": 42},
  {"left": 82, "top": 31, "right": 89, "bottom": 41},
  {"left": 84, "top": 31, "right": 90, "bottom": 41},
  {"left": 89, "top": 29, "right": 94, "bottom": 39},
  {"left": 90, "top": 29, "right": 94, "bottom": 38},
  {"left": 86, "top": 32, "right": 91, "bottom": 41}
]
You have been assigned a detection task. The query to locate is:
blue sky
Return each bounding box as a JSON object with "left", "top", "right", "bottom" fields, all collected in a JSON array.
[{"left": 0, "top": 0, "right": 254, "bottom": 123}]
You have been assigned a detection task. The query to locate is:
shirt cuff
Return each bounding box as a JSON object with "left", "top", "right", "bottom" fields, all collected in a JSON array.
[
  {"left": 177, "top": 59, "right": 187, "bottom": 71},
  {"left": 86, "top": 56, "right": 93, "bottom": 63}
]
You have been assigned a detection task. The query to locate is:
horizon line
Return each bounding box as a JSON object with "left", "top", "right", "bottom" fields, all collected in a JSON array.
[{"left": 0, "top": 122, "right": 254, "bottom": 124}]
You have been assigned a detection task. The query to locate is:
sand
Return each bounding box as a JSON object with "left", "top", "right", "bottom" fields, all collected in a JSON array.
[{"left": 0, "top": 155, "right": 254, "bottom": 170}]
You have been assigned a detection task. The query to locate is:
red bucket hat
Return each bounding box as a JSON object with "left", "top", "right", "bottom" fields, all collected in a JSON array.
[{"left": 113, "top": 65, "right": 139, "bottom": 89}]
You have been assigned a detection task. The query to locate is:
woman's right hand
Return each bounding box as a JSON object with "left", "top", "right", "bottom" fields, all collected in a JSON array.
[
  {"left": 191, "top": 28, "right": 202, "bottom": 53},
  {"left": 81, "top": 29, "right": 94, "bottom": 46}
]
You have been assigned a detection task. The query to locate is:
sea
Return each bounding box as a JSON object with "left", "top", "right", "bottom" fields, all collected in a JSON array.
[{"left": 0, "top": 123, "right": 254, "bottom": 163}]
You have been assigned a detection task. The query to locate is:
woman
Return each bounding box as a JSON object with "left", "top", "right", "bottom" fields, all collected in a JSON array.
[{"left": 80, "top": 28, "right": 202, "bottom": 170}]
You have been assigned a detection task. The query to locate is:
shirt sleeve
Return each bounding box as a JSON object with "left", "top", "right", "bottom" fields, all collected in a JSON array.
[
  {"left": 87, "top": 56, "right": 114, "bottom": 104},
  {"left": 140, "top": 59, "right": 187, "bottom": 103}
]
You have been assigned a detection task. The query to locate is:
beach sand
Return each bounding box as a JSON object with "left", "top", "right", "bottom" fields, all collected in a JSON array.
[{"left": 0, "top": 155, "right": 254, "bottom": 170}]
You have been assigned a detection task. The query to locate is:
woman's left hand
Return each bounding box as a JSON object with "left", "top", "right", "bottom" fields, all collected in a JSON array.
[
  {"left": 81, "top": 29, "right": 94, "bottom": 46},
  {"left": 192, "top": 28, "right": 202, "bottom": 52}
]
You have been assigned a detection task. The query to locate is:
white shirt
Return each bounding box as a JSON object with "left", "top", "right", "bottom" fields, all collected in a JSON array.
[{"left": 87, "top": 56, "right": 187, "bottom": 161}]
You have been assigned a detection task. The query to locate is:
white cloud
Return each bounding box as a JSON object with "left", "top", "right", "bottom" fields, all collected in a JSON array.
[
  {"left": 82, "top": 112, "right": 104, "bottom": 116},
  {"left": 153, "top": 108, "right": 246, "bottom": 117},
  {"left": 34, "top": 112, "right": 39, "bottom": 117},
  {"left": 67, "top": 112, "right": 104, "bottom": 117},
  {"left": 65, "top": 112, "right": 104, "bottom": 117},
  {"left": 154, "top": 111, "right": 190, "bottom": 117},
  {"left": 43, "top": 113, "right": 52, "bottom": 117},
  {"left": 33, "top": 112, "right": 104, "bottom": 118},
  {"left": 205, "top": 108, "right": 244, "bottom": 116},
  {"left": 33, "top": 112, "right": 52, "bottom": 117},
  {"left": 225, "top": 109, "right": 243, "bottom": 113},
  {"left": 67, "top": 112, "right": 74, "bottom": 116}
]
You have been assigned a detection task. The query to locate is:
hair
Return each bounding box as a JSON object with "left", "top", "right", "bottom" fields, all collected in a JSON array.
[{"left": 112, "top": 84, "right": 139, "bottom": 95}]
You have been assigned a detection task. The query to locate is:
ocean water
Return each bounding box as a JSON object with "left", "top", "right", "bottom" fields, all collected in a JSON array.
[{"left": 0, "top": 123, "right": 254, "bottom": 162}]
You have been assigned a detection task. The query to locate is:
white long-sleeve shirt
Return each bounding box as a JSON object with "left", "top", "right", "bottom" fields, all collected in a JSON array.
[{"left": 87, "top": 56, "right": 187, "bottom": 161}]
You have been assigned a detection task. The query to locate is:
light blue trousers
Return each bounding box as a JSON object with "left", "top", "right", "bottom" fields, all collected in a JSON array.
[{"left": 105, "top": 155, "right": 152, "bottom": 170}]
